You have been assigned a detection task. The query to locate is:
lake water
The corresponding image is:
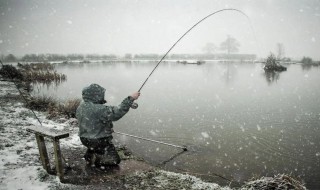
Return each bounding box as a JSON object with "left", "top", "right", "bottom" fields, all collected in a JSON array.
[{"left": 33, "top": 61, "right": 320, "bottom": 188}]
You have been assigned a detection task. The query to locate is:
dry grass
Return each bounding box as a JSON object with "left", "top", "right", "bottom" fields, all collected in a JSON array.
[
  {"left": 26, "top": 95, "right": 80, "bottom": 119},
  {"left": 241, "top": 174, "right": 306, "bottom": 190},
  {"left": 25, "top": 95, "right": 56, "bottom": 112},
  {"left": 23, "top": 70, "right": 66, "bottom": 82},
  {"left": 17, "top": 62, "right": 55, "bottom": 71},
  {"left": 48, "top": 98, "right": 81, "bottom": 119},
  {"left": 16, "top": 63, "right": 66, "bottom": 83}
]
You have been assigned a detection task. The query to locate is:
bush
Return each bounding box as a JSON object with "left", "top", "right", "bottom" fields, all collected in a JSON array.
[
  {"left": 264, "top": 53, "right": 287, "bottom": 72},
  {"left": 0, "top": 65, "right": 23, "bottom": 80},
  {"left": 265, "top": 53, "right": 277, "bottom": 67},
  {"left": 301, "top": 56, "right": 313, "bottom": 64}
]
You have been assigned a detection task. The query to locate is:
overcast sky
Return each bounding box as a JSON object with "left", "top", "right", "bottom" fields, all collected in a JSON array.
[{"left": 0, "top": 0, "right": 319, "bottom": 59}]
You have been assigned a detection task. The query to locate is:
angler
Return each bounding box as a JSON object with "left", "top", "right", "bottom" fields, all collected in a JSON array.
[{"left": 76, "top": 83, "right": 140, "bottom": 169}]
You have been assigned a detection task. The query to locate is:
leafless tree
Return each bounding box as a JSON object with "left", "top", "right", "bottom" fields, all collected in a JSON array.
[{"left": 220, "top": 35, "right": 240, "bottom": 54}]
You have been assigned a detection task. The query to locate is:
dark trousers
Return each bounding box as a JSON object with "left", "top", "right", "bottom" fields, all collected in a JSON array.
[{"left": 80, "top": 137, "right": 120, "bottom": 165}]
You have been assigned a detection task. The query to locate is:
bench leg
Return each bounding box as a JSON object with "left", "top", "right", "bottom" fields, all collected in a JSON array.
[
  {"left": 53, "top": 139, "right": 64, "bottom": 181},
  {"left": 35, "top": 134, "right": 51, "bottom": 172}
]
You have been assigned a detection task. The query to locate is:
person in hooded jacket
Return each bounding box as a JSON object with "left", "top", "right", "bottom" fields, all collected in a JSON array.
[{"left": 76, "top": 83, "right": 140, "bottom": 168}]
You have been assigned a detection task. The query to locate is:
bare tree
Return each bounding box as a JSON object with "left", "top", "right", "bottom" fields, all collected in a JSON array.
[
  {"left": 220, "top": 35, "right": 240, "bottom": 54},
  {"left": 4, "top": 54, "right": 17, "bottom": 62}
]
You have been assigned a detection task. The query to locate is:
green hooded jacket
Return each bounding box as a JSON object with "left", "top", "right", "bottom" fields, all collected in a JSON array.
[{"left": 76, "top": 84, "right": 134, "bottom": 139}]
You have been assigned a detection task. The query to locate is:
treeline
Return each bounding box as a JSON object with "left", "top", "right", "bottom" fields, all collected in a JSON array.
[
  {"left": 1, "top": 53, "right": 257, "bottom": 62},
  {"left": 300, "top": 56, "right": 320, "bottom": 65},
  {"left": 1, "top": 53, "right": 119, "bottom": 62},
  {"left": 1, "top": 53, "right": 317, "bottom": 63}
]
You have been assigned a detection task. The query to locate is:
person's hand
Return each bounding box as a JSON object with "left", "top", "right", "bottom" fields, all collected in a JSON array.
[{"left": 130, "top": 92, "right": 140, "bottom": 100}]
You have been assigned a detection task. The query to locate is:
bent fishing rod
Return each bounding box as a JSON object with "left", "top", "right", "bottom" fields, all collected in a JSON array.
[
  {"left": 130, "top": 8, "right": 253, "bottom": 109},
  {"left": 126, "top": 8, "right": 255, "bottom": 150}
]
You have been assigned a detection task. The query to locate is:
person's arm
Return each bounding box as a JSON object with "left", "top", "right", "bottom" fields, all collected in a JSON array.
[{"left": 105, "top": 92, "right": 140, "bottom": 121}]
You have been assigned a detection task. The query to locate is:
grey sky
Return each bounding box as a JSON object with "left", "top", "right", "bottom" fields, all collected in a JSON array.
[{"left": 0, "top": 0, "right": 319, "bottom": 59}]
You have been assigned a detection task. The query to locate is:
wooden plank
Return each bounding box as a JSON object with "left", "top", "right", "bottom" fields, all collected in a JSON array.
[
  {"left": 26, "top": 125, "right": 69, "bottom": 140},
  {"left": 53, "top": 139, "right": 64, "bottom": 181},
  {"left": 35, "top": 134, "right": 51, "bottom": 172}
]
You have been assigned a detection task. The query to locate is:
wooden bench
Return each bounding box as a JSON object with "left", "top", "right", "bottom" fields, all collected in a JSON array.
[{"left": 26, "top": 125, "right": 69, "bottom": 181}]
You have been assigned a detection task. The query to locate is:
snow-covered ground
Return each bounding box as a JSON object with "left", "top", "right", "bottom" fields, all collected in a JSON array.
[
  {"left": 0, "top": 80, "right": 81, "bottom": 190},
  {"left": 0, "top": 79, "right": 234, "bottom": 190}
]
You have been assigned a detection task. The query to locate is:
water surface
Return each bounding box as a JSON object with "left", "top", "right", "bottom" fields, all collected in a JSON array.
[{"left": 33, "top": 61, "right": 320, "bottom": 188}]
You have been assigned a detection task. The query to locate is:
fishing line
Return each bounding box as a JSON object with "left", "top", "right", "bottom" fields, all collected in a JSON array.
[
  {"left": 157, "top": 149, "right": 187, "bottom": 167},
  {"left": 115, "top": 131, "right": 187, "bottom": 151}
]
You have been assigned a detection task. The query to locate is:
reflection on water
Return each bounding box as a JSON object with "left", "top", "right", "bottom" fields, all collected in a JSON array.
[
  {"left": 221, "top": 62, "right": 238, "bottom": 84},
  {"left": 301, "top": 64, "right": 313, "bottom": 71},
  {"left": 263, "top": 71, "right": 281, "bottom": 84},
  {"left": 34, "top": 61, "right": 320, "bottom": 189},
  {"left": 30, "top": 78, "right": 66, "bottom": 96}
]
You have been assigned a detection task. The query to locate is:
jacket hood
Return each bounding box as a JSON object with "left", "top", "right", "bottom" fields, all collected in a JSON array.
[{"left": 82, "top": 84, "right": 106, "bottom": 103}]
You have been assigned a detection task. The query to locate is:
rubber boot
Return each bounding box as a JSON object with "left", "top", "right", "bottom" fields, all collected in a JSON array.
[
  {"left": 84, "top": 150, "right": 95, "bottom": 167},
  {"left": 94, "top": 152, "right": 120, "bottom": 169}
]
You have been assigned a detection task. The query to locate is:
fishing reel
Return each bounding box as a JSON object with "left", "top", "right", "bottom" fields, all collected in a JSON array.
[{"left": 131, "top": 102, "right": 138, "bottom": 109}]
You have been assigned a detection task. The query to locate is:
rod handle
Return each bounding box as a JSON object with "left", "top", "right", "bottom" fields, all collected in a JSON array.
[{"left": 131, "top": 102, "right": 138, "bottom": 109}]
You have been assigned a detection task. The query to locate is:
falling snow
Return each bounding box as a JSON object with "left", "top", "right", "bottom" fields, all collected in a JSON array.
[{"left": 201, "top": 132, "right": 210, "bottom": 138}]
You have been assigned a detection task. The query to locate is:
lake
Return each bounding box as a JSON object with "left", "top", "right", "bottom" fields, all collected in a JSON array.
[{"left": 32, "top": 61, "right": 320, "bottom": 188}]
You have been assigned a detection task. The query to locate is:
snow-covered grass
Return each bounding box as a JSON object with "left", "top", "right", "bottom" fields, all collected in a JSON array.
[{"left": 123, "top": 170, "right": 232, "bottom": 190}]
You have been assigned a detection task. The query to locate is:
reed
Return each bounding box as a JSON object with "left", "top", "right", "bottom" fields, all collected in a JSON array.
[
  {"left": 18, "top": 62, "right": 55, "bottom": 71},
  {"left": 23, "top": 70, "right": 66, "bottom": 82},
  {"left": 47, "top": 98, "right": 81, "bottom": 119},
  {"left": 16, "top": 63, "right": 66, "bottom": 83}
]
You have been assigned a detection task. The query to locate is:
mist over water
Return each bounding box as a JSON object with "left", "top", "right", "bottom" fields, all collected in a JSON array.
[{"left": 32, "top": 61, "right": 320, "bottom": 188}]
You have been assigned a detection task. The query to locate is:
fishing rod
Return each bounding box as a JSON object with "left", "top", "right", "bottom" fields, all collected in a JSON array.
[
  {"left": 131, "top": 8, "right": 254, "bottom": 109},
  {"left": 126, "top": 8, "right": 254, "bottom": 150}
]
